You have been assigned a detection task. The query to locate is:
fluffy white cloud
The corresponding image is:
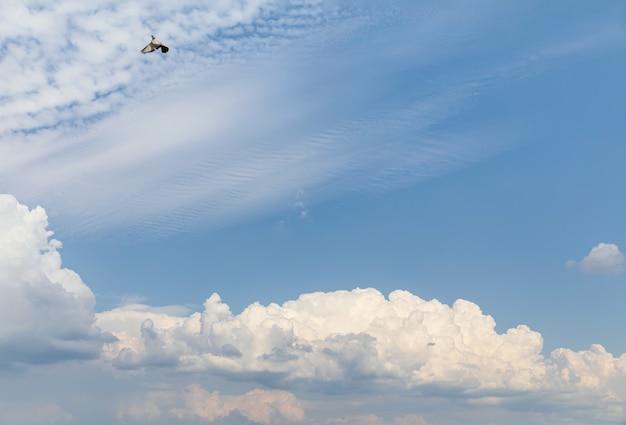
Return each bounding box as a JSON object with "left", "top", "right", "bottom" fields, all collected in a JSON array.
[
  {"left": 97, "top": 286, "right": 626, "bottom": 424},
  {"left": 577, "top": 243, "right": 625, "bottom": 275},
  {"left": 2, "top": 195, "right": 626, "bottom": 423},
  {"left": 98, "top": 288, "right": 547, "bottom": 391},
  {"left": 0, "top": 194, "right": 107, "bottom": 367}
]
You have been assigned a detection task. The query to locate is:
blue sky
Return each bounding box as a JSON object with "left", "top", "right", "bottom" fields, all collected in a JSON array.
[{"left": 1, "top": 1, "right": 626, "bottom": 424}]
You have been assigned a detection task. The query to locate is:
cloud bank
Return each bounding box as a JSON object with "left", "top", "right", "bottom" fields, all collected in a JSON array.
[
  {"left": 97, "top": 287, "right": 626, "bottom": 409},
  {"left": 0, "top": 195, "right": 107, "bottom": 368},
  {"left": 98, "top": 288, "right": 626, "bottom": 423},
  {"left": 1, "top": 194, "right": 625, "bottom": 423},
  {"left": 99, "top": 289, "right": 546, "bottom": 390}
]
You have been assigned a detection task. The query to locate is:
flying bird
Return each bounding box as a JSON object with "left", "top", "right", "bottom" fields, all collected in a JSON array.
[{"left": 141, "top": 35, "right": 169, "bottom": 54}]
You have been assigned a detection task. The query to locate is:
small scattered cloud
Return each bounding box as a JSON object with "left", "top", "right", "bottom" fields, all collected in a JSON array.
[
  {"left": 565, "top": 259, "right": 577, "bottom": 269},
  {"left": 294, "top": 201, "right": 309, "bottom": 219},
  {"left": 568, "top": 243, "right": 625, "bottom": 275},
  {"left": 293, "top": 190, "right": 310, "bottom": 220}
]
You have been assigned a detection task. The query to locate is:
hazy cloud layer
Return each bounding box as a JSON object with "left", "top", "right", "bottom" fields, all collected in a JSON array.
[
  {"left": 0, "top": 195, "right": 106, "bottom": 368},
  {"left": 118, "top": 385, "right": 304, "bottom": 424},
  {"left": 2, "top": 1, "right": 622, "bottom": 234},
  {"left": 0, "top": 401, "right": 72, "bottom": 425},
  {"left": 318, "top": 415, "right": 431, "bottom": 425},
  {"left": 116, "top": 385, "right": 436, "bottom": 425}
]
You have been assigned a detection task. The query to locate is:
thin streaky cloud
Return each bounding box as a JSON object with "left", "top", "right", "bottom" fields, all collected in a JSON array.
[{"left": 1, "top": 1, "right": 624, "bottom": 236}]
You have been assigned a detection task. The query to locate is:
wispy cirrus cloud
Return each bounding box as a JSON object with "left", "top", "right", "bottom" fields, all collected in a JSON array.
[{"left": 2, "top": 1, "right": 623, "bottom": 235}]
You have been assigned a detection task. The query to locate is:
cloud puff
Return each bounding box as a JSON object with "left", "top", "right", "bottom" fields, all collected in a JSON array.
[
  {"left": 97, "top": 287, "right": 626, "bottom": 423},
  {"left": 98, "top": 288, "right": 545, "bottom": 390},
  {"left": 0, "top": 194, "right": 107, "bottom": 367},
  {"left": 579, "top": 243, "right": 625, "bottom": 275},
  {"left": 117, "top": 385, "right": 305, "bottom": 424}
]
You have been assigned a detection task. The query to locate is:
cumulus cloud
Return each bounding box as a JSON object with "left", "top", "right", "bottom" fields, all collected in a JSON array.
[
  {"left": 576, "top": 243, "right": 625, "bottom": 275},
  {"left": 2, "top": 196, "right": 626, "bottom": 423},
  {"left": 97, "top": 287, "right": 626, "bottom": 423},
  {"left": 0, "top": 194, "right": 107, "bottom": 367},
  {"left": 100, "top": 288, "right": 546, "bottom": 390}
]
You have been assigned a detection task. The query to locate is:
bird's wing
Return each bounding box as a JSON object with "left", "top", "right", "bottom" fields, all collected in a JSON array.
[
  {"left": 160, "top": 45, "right": 169, "bottom": 53},
  {"left": 141, "top": 43, "right": 155, "bottom": 54}
]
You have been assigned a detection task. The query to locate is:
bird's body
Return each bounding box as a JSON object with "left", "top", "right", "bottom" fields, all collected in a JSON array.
[{"left": 141, "top": 35, "right": 169, "bottom": 54}]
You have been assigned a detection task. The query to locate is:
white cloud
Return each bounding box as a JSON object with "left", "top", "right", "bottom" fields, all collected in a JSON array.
[
  {"left": 3, "top": 1, "right": 619, "bottom": 234},
  {"left": 2, "top": 196, "right": 626, "bottom": 423},
  {"left": 100, "top": 288, "right": 546, "bottom": 390},
  {"left": 0, "top": 0, "right": 286, "bottom": 132},
  {"left": 0, "top": 194, "right": 107, "bottom": 367},
  {"left": 577, "top": 243, "right": 625, "bottom": 275},
  {"left": 97, "top": 287, "right": 626, "bottom": 423},
  {"left": 0, "top": 0, "right": 492, "bottom": 234}
]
